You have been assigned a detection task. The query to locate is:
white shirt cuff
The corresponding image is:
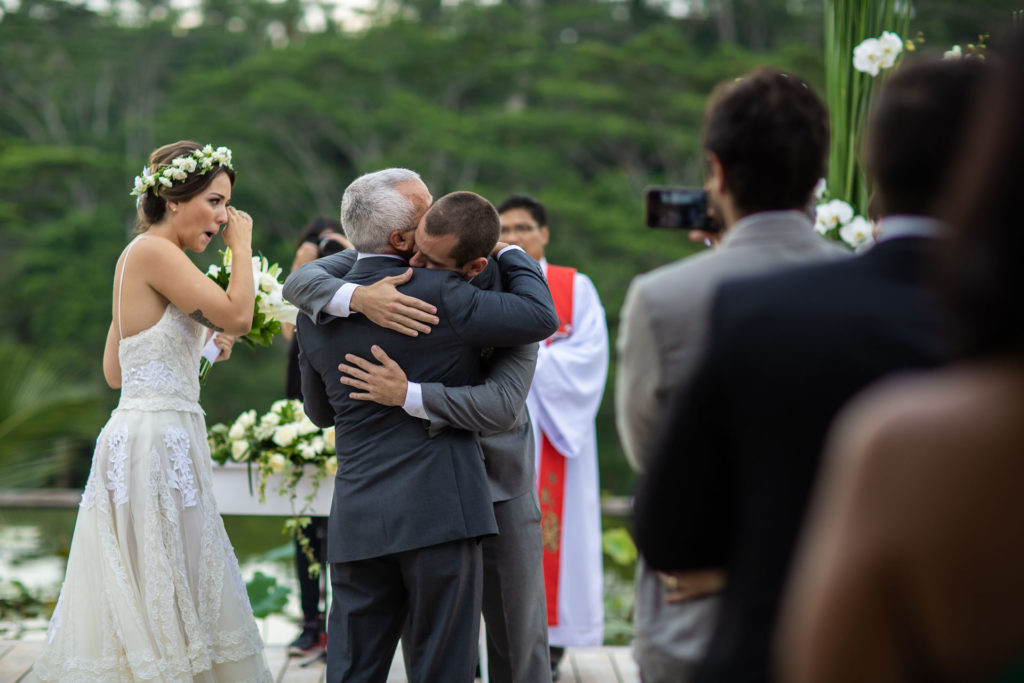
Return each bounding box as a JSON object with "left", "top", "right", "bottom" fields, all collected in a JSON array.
[
  {"left": 201, "top": 333, "right": 221, "bottom": 364},
  {"left": 324, "top": 282, "right": 360, "bottom": 318},
  {"left": 402, "top": 382, "right": 428, "bottom": 419},
  {"left": 497, "top": 244, "right": 525, "bottom": 259}
]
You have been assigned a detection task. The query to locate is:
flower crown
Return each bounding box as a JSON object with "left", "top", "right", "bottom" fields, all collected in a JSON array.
[{"left": 130, "top": 145, "right": 234, "bottom": 197}]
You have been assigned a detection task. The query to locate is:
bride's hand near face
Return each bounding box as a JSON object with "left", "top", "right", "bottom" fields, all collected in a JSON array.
[{"left": 222, "top": 206, "right": 253, "bottom": 256}]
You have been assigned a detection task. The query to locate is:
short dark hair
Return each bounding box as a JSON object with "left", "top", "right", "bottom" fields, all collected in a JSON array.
[
  {"left": 866, "top": 58, "right": 990, "bottom": 217},
  {"left": 136, "top": 140, "right": 236, "bottom": 230},
  {"left": 424, "top": 191, "right": 500, "bottom": 267},
  {"left": 941, "top": 29, "right": 1024, "bottom": 358},
  {"left": 295, "top": 216, "right": 343, "bottom": 249},
  {"left": 703, "top": 68, "right": 829, "bottom": 214},
  {"left": 497, "top": 194, "right": 547, "bottom": 228}
]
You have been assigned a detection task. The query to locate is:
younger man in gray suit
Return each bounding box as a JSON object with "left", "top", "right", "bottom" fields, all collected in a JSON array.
[
  {"left": 616, "top": 68, "right": 847, "bottom": 682},
  {"left": 294, "top": 172, "right": 557, "bottom": 683}
]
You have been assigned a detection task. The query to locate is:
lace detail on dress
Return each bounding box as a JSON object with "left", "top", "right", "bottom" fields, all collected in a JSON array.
[
  {"left": 105, "top": 430, "right": 129, "bottom": 507},
  {"left": 123, "top": 359, "right": 180, "bottom": 395},
  {"left": 164, "top": 427, "right": 197, "bottom": 508},
  {"left": 117, "top": 305, "right": 204, "bottom": 414}
]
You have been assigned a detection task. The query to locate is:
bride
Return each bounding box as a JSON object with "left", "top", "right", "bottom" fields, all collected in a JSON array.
[{"left": 32, "top": 141, "right": 272, "bottom": 682}]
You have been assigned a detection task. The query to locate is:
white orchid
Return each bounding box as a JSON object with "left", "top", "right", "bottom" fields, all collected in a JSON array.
[
  {"left": 814, "top": 199, "right": 855, "bottom": 234},
  {"left": 813, "top": 177, "right": 828, "bottom": 200},
  {"left": 878, "top": 31, "right": 904, "bottom": 69},
  {"left": 945, "top": 45, "right": 963, "bottom": 59},
  {"left": 854, "top": 31, "right": 903, "bottom": 76},
  {"left": 840, "top": 216, "right": 874, "bottom": 248},
  {"left": 853, "top": 37, "right": 883, "bottom": 76}
]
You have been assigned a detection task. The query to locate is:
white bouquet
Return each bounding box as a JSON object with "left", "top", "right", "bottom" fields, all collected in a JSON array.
[
  {"left": 208, "top": 399, "right": 336, "bottom": 575},
  {"left": 200, "top": 248, "right": 298, "bottom": 382}
]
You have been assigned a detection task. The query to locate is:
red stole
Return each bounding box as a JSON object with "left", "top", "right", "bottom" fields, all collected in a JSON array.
[{"left": 538, "top": 264, "right": 576, "bottom": 626}]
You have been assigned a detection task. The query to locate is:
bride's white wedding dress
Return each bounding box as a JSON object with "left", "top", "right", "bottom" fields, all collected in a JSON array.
[{"left": 32, "top": 240, "right": 272, "bottom": 682}]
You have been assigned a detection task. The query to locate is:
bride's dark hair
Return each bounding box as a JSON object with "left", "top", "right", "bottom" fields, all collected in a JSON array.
[{"left": 135, "top": 140, "right": 237, "bottom": 231}]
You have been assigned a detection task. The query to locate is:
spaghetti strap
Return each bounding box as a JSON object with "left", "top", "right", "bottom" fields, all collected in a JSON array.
[{"left": 117, "top": 238, "right": 142, "bottom": 341}]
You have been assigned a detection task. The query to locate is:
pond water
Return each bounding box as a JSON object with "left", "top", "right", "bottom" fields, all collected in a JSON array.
[
  {"left": 0, "top": 506, "right": 636, "bottom": 645},
  {"left": 0, "top": 507, "right": 310, "bottom": 643}
]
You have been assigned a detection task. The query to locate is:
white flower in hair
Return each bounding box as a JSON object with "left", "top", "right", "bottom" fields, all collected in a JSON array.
[{"left": 129, "top": 144, "right": 234, "bottom": 197}]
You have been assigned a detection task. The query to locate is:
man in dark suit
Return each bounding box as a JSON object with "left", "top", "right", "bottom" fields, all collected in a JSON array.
[
  {"left": 286, "top": 199, "right": 554, "bottom": 681},
  {"left": 633, "top": 57, "right": 990, "bottom": 683},
  {"left": 295, "top": 172, "right": 558, "bottom": 683}
]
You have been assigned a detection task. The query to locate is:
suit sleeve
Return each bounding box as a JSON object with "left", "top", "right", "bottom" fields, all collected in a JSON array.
[
  {"left": 527, "top": 272, "right": 609, "bottom": 459},
  {"left": 283, "top": 249, "right": 358, "bottom": 325},
  {"left": 633, "top": 299, "right": 734, "bottom": 571},
  {"left": 445, "top": 249, "right": 559, "bottom": 346},
  {"left": 615, "top": 279, "right": 664, "bottom": 472},
  {"left": 420, "top": 343, "right": 538, "bottom": 436},
  {"left": 297, "top": 332, "right": 335, "bottom": 428}
]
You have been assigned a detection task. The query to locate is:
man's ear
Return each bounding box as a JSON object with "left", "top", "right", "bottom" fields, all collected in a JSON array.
[
  {"left": 389, "top": 228, "right": 416, "bottom": 253},
  {"left": 706, "top": 152, "right": 727, "bottom": 195},
  {"left": 461, "top": 256, "right": 489, "bottom": 281}
]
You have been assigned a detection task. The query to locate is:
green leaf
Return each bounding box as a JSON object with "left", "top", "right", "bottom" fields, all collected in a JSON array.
[
  {"left": 601, "top": 527, "right": 637, "bottom": 568},
  {"left": 245, "top": 570, "right": 291, "bottom": 619}
]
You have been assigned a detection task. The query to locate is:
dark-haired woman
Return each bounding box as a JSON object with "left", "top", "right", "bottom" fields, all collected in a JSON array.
[
  {"left": 778, "top": 34, "right": 1024, "bottom": 683},
  {"left": 33, "top": 141, "right": 272, "bottom": 681}
]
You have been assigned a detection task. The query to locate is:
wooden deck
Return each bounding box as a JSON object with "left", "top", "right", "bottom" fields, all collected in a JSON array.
[{"left": 0, "top": 639, "right": 639, "bottom": 682}]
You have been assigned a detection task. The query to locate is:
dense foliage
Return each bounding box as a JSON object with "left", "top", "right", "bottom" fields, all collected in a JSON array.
[{"left": 1, "top": 0, "right": 1015, "bottom": 492}]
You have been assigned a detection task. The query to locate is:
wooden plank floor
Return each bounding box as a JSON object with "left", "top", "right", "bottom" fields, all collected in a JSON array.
[{"left": 0, "top": 640, "right": 638, "bottom": 682}]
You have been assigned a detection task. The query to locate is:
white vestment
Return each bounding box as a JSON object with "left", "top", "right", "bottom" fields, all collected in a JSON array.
[{"left": 529, "top": 261, "right": 609, "bottom": 647}]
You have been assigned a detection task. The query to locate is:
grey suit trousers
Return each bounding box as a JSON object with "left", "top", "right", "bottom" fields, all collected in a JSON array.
[
  {"left": 481, "top": 491, "right": 551, "bottom": 683},
  {"left": 327, "top": 538, "right": 483, "bottom": 683}
]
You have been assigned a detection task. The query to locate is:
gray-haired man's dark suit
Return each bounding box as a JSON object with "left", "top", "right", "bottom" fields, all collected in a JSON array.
[
  {"left": 291, "top": 249, "right": 558, "bottom": 683},
  {"left": 286, "top": 251, "right": 553, "bottom": 683}
]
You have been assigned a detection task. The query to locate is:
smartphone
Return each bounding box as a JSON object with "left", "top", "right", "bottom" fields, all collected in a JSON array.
[{"left": 645, "top": 187, "right": 719, "bottom": 232}]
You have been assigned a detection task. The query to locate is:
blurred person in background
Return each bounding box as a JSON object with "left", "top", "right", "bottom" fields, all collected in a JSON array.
[
  {"left": 634, "top": 56, "right": 988, "bottom": 683},
  {"left": 283, "top": 216, "right": 352, "bottom": 657},
  {"left": 778, "top": 31, "right": 1024, "bottom": 683},
  {"left": 618, "top": 68, "right": 845, "bottom": 682},
  {"left": 497, "top": 193, "right": 608, "bottom": 681}
]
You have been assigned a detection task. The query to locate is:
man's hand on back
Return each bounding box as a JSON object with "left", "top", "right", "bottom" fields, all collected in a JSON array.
[
  {"left": 339, "top": 345, "right": 409, "bottom": 406},
  {"left": 350, "top": 268, "right": 440, "bottom": 336}
]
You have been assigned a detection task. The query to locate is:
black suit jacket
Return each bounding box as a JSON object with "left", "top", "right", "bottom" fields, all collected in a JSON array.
[
  {"left": 634, "top": 236, "right": 947, "bottom": 683},
  {"left": 298, "top": 250, "right": 558, "bottom": 563}
]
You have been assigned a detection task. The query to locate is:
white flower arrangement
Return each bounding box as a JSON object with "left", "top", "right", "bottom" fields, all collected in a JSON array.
[
  {"left": 199, "top": 248, "right": 298, "bottom": 383},
  {"left": 208, "top": 399, "right": 337, "bottom": 574},
  {"left": 130, "top": 145, "right": 234, "bottom": 197},
  {"left": 853, "top": 31, "right": 904, "bottom": 76}
]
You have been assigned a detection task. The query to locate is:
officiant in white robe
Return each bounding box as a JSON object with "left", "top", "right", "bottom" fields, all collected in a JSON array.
[{"left": 498, "top": 195, "right": 609, "bottom": 670}]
